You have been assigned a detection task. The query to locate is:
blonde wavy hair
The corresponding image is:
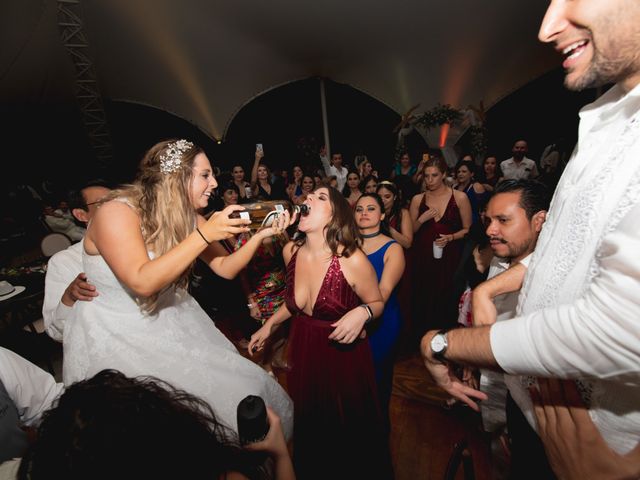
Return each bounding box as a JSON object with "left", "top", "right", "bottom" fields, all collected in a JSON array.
[{"left": 103, "top": 139, "right": 203, "bottom": 313}]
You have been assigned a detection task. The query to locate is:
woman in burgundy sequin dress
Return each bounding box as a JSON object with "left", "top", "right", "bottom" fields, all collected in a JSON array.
[
  {"left": 249, "top": 186, "right": 392, "bottom": 479},
  {"left": 408, "top": 157, "right": 472, "bottom": 339}
]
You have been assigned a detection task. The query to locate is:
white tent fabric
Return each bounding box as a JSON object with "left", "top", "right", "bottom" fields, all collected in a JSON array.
[{"left": 1, "top": 0, "right": 558, "bottom": 143}]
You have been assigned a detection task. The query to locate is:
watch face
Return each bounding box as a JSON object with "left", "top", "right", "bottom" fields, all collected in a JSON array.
[{"left": 431, "top": 334, "right": 446, "bottom": 353}]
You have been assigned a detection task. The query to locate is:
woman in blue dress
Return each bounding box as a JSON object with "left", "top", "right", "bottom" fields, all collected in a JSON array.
[
  {"left": 354, "top": 193, "right": 405, "bottom": 430},
  {"left": 454, "top": 159, "right": 488, "bottom": 225}
]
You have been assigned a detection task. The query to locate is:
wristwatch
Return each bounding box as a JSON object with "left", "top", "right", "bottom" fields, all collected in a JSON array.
[{"left": 430, "top": 329, "right": 449, "bottom": 362}]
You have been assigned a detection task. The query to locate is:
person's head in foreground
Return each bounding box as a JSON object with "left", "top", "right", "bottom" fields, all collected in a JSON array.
[{"left": 18, "top": 369, "right": 272, "bottom": 480}]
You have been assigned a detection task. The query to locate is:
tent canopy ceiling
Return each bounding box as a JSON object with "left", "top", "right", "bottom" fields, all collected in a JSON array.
[{"left": 2, "top": 0, "right": 558, "bottom": 142}]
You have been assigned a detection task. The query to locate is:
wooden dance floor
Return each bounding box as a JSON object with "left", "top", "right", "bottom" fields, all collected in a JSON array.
[{"left": 389, "top": 352, "right": 491, "bottom": 480}]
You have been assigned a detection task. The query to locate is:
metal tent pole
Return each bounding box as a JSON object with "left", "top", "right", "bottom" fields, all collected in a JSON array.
[{"left": 320, "top": 78, "right": 331, "bottom": 161}]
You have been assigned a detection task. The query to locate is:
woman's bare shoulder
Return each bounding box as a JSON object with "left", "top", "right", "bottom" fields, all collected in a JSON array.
[
  {"left": 410, "top": 192, "right": 425, "bottom": 205},
  {"left": 452, "top": 188, "right": 470, "bottom": 202},
  {"left": 92, "top": 198, "right": 139, "bottom": 225},
  {"left": 282, "top": 241, "right": 298, "bottom": 264},
  {"left": 341, "top": 247, "right": 369, "bottom": 270}
]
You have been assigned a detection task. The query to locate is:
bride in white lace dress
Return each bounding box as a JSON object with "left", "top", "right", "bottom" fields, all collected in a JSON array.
[{"left": 63, "top": 139, "right": 293, "bottom": 438}]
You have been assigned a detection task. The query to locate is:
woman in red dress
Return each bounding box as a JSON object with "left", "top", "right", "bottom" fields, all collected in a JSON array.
[
  {"left": 249, "top": 186, "right": 392, "bottom": 479},
  {"left": 408, "top": 157, "right": 472, "bottom": 340}
]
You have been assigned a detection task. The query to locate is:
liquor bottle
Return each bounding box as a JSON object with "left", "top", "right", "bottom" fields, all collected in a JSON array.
[{"left": 230, "top": 200, "right": 309, "bottom": 231}]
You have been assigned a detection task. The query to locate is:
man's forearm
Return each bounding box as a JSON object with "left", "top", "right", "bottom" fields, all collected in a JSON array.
[{"left": 445, "top": 326, "right": 501, "bottom": 370}]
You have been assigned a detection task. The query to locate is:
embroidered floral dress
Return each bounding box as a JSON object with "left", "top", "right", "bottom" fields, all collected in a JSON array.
[{"left": 235, "top": 234, "right": 286, "bottom": 323}]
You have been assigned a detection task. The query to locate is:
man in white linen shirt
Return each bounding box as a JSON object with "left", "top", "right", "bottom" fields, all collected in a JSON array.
[
  {"left": 499, "top": 140, "right": 539, "bottom": 181},
  {"left": 319, "top": 150, "right": 348, "bottom": 191},
  {"left": 43, "top": 180, "right": 111, "bottom": 342},
  {"left": 421, "top": 0, "right": 640, "bottom": 478}
]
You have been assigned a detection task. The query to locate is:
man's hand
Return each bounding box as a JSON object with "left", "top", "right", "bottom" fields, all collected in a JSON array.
[
  {"left": 531, "top": 378, "right": 640, "bottom": 480},
  {"left": 420, "top": 330, "right": 488, "bottom": 411},
  {"left": 61, "top": 273, "right": 98, "bottom": 307}
]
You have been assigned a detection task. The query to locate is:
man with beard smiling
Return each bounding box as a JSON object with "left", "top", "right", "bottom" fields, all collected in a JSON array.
[{"left": 421, "top": 0, "right": 640, "bottom": 478}]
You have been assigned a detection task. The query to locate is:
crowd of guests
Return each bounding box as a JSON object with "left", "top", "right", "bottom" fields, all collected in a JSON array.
[
  {"left": 1, "top": 137, "right": 573, "bottom": 479},
  {"left": 1, "top": 127, "right": 638, "bottom": 480},
  {"left": 4, "top": 1, "right": 640, "bottom": 478}
]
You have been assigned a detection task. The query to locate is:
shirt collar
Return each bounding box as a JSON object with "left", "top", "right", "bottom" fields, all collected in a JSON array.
[{"left": 579, "top": 82, "right": 640, "bottom": 128}]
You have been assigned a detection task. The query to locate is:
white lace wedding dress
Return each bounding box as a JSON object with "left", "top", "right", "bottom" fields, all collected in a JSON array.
[{"left": 63, "top": 246, "right": 293, "bottom": 439}]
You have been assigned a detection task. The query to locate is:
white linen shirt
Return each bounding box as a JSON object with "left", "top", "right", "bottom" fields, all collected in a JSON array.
[
  {"left": 490, "top": 82, "right": 640, "bottom": 454},
  {"left": 499, "top": 157, "right": 539, "bottom": 180},
  {"left": 42, "top": 241, "right": 83, "bottom": 342},
  {"left": 0, "top": 347, "right": 63, "bottom": 426},
  {"left": 320, "top": 154, "right": 349, "bottom": 191}
]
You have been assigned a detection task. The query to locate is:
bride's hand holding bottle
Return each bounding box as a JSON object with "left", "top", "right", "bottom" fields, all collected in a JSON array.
[{"left": 200, "top": 204, "right": 251, "bottom": 241}]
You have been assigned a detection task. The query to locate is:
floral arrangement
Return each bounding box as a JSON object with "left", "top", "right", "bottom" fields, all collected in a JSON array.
[
  {"left": 415, "top": 104, "right": 462, "bottom": 130},
  {"left": 414, "top": 103, "right": 488, "bottom": 157}
]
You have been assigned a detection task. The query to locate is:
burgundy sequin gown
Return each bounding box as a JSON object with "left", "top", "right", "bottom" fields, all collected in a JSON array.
[
  {"left": 285, "top": 251, "right": 392, "bottom": 479},
  {"left": 409, "top": 190, "right": 463, "bottom": 338}
]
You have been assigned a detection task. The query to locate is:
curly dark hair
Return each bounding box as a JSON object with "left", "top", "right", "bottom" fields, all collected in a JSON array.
[
  {"left": 19, "top": 370, "right": 268, "bottom": 480},
  {"left": 294, "top": 186, "right": 361, "bottom": 257}
]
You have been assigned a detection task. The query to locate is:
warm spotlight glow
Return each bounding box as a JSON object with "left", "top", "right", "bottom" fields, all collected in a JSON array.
[
  {"left": 217, "top": 140, "right": 222, "bottom": 144},
  {"left": 438, "top": 38, "right": 485, "bottom": 148},
  {"left": 108, "top": 1, "right": 220, "bottom": 138},
  {"left": 439, "top": 123, "right": 450, "bottom": 148}
]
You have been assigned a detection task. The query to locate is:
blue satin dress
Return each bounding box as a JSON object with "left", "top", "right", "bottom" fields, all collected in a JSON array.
[{"left": 367, "top": 240, "right": 402, "bottom": 429}]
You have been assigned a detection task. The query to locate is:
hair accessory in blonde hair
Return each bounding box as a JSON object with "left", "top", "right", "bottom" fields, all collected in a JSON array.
[{"left": 159, "top": 139, "right": 194, "bottom": 174}]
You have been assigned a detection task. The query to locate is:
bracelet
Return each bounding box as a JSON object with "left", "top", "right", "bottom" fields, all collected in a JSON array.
[
  {"left": 360, "top": 304, "right": 373, "bottom": 324},
  {"left": 196, "top": 227, "right": 211, "bottom": 245}
]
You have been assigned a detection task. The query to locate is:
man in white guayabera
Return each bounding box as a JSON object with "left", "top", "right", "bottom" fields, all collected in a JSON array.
[{"left": 421, "top": 1, "right": 640, "bottom": 478}]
